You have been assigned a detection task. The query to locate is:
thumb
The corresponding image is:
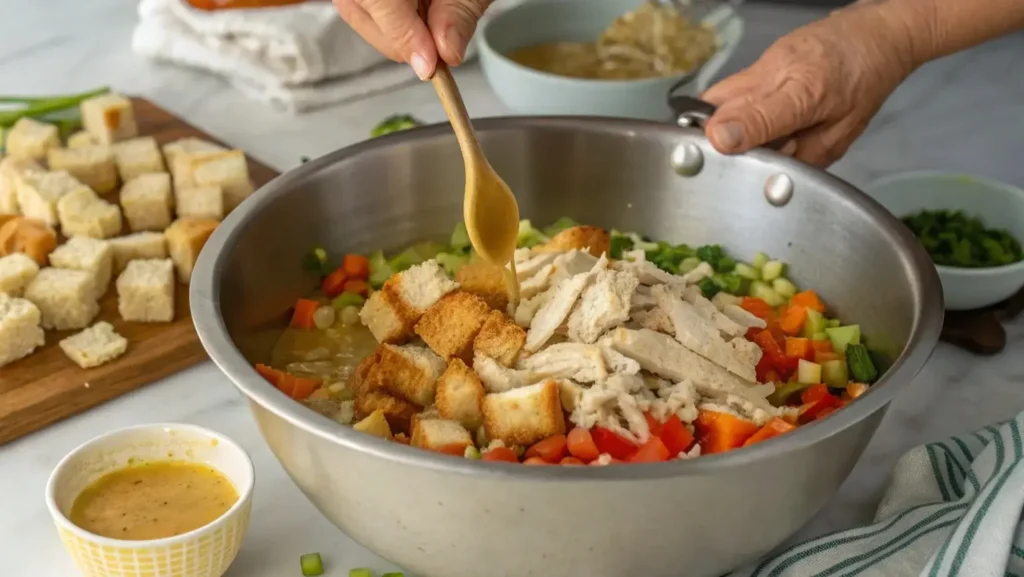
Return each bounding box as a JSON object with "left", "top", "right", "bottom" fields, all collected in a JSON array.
[
  {"left": 704, "top": 82, "right": 820, "bottom": 155},
  {"left": 355, "top": 0, "right": 438, "bottom": 79},
  {"left": 428, "top": 0, "right": 492, "bottom": 65}
]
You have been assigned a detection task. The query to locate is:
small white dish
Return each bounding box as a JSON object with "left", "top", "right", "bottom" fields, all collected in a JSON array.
[
  {"left": 45, "top": 423, "right": 255, "bottom": 577},
  {"left": 865, "top": 171, "right": 1024, "bottom": 311}
]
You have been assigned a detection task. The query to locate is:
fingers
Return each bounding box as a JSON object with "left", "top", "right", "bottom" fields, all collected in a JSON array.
[
  {"left": 428, "top": 0, "right": 491, "bottom": 65},
  {"left": 788, "top": 117, "right": 869, "bottom": 167},
  {"left": 334, "top": 0, "right": 399, "bottom": 60},
  {"left": 339, "top": 0, "right": 438, "bottom": 79}
]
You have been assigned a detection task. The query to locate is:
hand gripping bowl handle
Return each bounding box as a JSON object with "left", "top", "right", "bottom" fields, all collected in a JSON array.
[{"left": 667, "top": 90, "right": 788, "bottom": 151}]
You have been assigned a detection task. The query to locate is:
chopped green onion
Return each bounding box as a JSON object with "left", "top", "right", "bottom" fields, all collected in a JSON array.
[
  {"left": 332, "top": 292, "right": 365, "bottom": 310},
  {"left": 300, "top": 553, "right": 324, "bottom": 576},
  {"left": 710, "top": 272, "right": 744, "bottom": 295},
  {"left": 301, "top": 246, "right": 331, "bottom": 277},
  {"left": 697, "top": 276, "right": 720, "bottom": 299},
  {"left": 371, "top": 114, "right": 422, "bottom": 138},
  {"left": 300, "top": 156, "right": 311, "bottom": 164},
  {"left": 901, "top": 209, "right": 1023, "bottom": 268},
  {"left": 609, "top": 234, "right": 634, "bottom": 259},
  {"left": 517, "top": 219, "right": 549, "bottom": 248}
]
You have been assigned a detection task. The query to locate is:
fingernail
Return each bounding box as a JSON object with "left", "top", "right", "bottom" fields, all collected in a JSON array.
[
  {"left": 410, "top": 52, "right": 431, "bottom": 80},
  {"left": 443, "top": 27, "right": 466, "bottom": 63},
  {"left": 780, "top": 139, "right": 798, "bottom": 156},
  {"left": 711, "top": 122, "right": 744, "bottom": 151}
]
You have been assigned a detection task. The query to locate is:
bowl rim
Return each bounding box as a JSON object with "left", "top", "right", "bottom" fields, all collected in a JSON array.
[
  {"left": 476, "top": 0, "right": 737, "bottom": 89},
  {"left": 866, "top": 169, "right": 1024, "bottom": 277},
  {"left": 191, "top": 115, "right": 943, "bottom": 482},
  {"left": 44, "top": 422, "right": 255, "bottom": 548}
]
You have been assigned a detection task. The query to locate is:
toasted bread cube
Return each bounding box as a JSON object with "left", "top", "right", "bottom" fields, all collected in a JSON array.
[
  {"left": 17, "top": 170, "right": 90, "bottom": 227},
  {"left": 414, "top": 291, "right": 491, "bottom": 361},
  {"left": 46, "top": 146, "right": 118, "bottom": 194},
  {"left": 191, "top": 150, "right": 253, "bottom": 213},
  {"left": 536, "top": 225, "right": 611, "bottom": 258},
  {"left": 364, "top": 343, "right": 446, "bottom": 406},
  {"left": 58, "top": 321, "right": 128, "bottom": 368},
  {"left": 482, "top": 379, "right": 565, "bottom": 446},
  {"left": 112, "top": 137, "right": 165, "bottom": 181},
  {"left": 473, "top": 310, "right": 527, "bottom": 367},
  {"left": 81, "top": 93, "right": 137, "bottom": 144},
  {"left": 107, "top": 231, "right": 167, "bottom": 273},
  {"left": 56, "top": 187, "right": 122, "bottom": 239},
  {"left": 409, "top": 405, "right": 441, "bottom": 433},
  {"left": 359, "top": 260, "right": 459, "bottom": 344},
  {"left": 164, "top": 217, "right": 219, "bottom": 284},
  {"left": 353, "top": 389, "right": 420, "bottom": 434},
  {"left": 116, "top": 258, "right": 175, "bottom": 322},
  {"left": 5, "top": 117, "right": 60, "bottom": 161},
  {"left": 121, "top": 173, "right": 173, "bottom": 232},
  {"left": 0, "top": 157, "right": 43, "bottom": 214},
  {"left": 48, "top": 237, "right": 113, "bottom": 299},
  {"left": 163, "top": 138, "right": 226, "bottom": 189},
  {"left": 24, "top": 267, "right": 98, "bottom": 330},
  {"left": 66, "top": 131, "right": 100, "bottom": 149},
  {"left": 0, "top": 252, "right": 40, "bottom": 295},
  {"left": 0, "top": 216, "right": 58, "bottom": 266},
  {"left": 455, "top": 262, "right": 510, "bottom": 312},
  {"left": 174, "top": 184, "right": 223, "bottom": 220},
  {"left": 410, "top": 418, "right": 473, "bottom": 455},
  {"left": 347, "top": 348, "right": 383, "bottom": 396},
  {"left": 435, "top": 358, "right": 485, "bottom": 430},
  {"left": 0, "top": 293, "right": 45, "bottom": 367}
]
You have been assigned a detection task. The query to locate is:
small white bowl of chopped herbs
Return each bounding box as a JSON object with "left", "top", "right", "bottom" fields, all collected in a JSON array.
[{"left": 865, "top": 171, "right": 1024, "bottom": 311}]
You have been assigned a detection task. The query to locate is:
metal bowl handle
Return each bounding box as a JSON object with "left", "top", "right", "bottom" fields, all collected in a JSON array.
[{"left": 666, "top": 87, "right": 787, "bottom": 151}]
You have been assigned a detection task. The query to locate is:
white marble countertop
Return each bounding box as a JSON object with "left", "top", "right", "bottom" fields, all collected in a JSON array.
[{"left": 2, "top": 1, "right": 1023, "bottom": 575}]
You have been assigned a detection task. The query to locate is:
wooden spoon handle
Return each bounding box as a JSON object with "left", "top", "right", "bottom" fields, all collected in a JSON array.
[{"left": 430, "top": 64, "right": 484, "bottom": 167}]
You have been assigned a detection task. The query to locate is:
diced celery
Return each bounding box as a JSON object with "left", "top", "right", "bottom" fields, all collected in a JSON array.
[
  {"left": 734, "top": 262, "right": 760, "bottom": 280},
  {"left": 827, "top": 318, "right": 841, "bottom": 328},
  {"left": 331, "top": 292, "right": 365, "bottom": 310},
  {"left": 542, "top": 217, "right": 578, "bottom": 237},
  {"left": 767, "top": 381, "right": 812, "bottom": 406},
  {"left": 749, "top": 280, "right": 784, "bottom": 307},
  {"left": 825, "top": 325, "right": 861, "bottom": 354},
  {"left": 772, "top": 277, "right": 798, "bottom": 299},
  {"left": 752, "top": 251, "right": 769, "bottom": 270},
  {"left": 678, "top": 256, "right": 702, "bottom": 274},
  {"left": 627, "top": 233, "right": 659, "bottom": 253},
  {"left": 436, "top": 253, "right": 469, "bottom": 276},
  {"left": 300, "top": 553, "right": 324, "bottom": 576},
  {"left": 450, "top": 221, "right": 471, "bottom": 252},
  {"left": 762, "top": 260, "right": 786, "bottom": 281},
  {"left": 517, "top": 219, "right": 549, "bottom": 248},
  {"left": 797, "top": 359, "right": 822, "bottom": 385},
  {"left": 367, "top": 250, "right": 392, "bottom": 289},
  {"left": 464, "top": 446, "right": 481, "bottom": 459},
  {"left": 349, "top": 569, "right": 374, "bottom": 577},
  {"left": 382, "top": 573, "right": 405, "bottom": 577},
  {"left": 822, "top": 359, "right": 849, "bottom": 388},
  {"left": 846, "top": 344, "right": 878, "bottom": 383},
  {"left": 801, "top": 309, "right": 826, "bottom": 338},
  {"left": 811, "top": 331, "right": 828, "bottom": 341}
]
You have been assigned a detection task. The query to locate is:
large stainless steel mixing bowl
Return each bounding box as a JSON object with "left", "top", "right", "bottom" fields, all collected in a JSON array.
[{"left": 191, "top": 113, "right": 942, "bottom": 577}]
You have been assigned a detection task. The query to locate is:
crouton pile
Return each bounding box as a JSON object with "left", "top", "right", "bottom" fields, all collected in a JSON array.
[
  {"left": 0, "top": 93, "right": 254, "bottom": 369},
  {"left": 341, "top": 225, "right": 795, "bottom": 460}
]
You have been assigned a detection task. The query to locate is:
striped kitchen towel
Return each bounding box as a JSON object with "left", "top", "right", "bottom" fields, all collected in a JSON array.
[{"left": 730, "top": 412, "right": 1024, "bottom": 577}]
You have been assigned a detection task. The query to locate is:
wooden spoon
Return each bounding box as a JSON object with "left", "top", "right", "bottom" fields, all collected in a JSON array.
[{"left": 429, "top": 64, "right": 520, "bottom": 267}]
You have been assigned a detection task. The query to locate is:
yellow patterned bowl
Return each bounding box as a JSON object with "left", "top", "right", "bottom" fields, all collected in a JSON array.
[{"left": 45, "top": 423, "right": 255, "bottom": 577}]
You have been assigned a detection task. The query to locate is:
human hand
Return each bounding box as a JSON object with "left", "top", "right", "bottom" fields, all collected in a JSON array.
[
  {"left": 333, "top": 0, "right": 491, "bottom": 80},
  {"left": 701, "top": 2, "right": 920, "bottom": 166}
]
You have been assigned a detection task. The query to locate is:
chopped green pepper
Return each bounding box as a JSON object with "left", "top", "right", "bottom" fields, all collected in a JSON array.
[
  {"left": 300, "top": 553, "right": 324, "bottom": 576},
  {"left": 370, "top": 114, "right": 423, "bottom": 137},
  {"left": 846, "top": 344, "right": 878, "bottom": 383}
]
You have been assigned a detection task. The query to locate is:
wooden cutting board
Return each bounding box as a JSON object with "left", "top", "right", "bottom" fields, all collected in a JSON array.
[{"left": 0, "top": 98, "right": 279, "bottom": 445}]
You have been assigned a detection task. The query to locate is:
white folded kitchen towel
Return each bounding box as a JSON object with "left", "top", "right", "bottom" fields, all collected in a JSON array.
[
  {"left": 131, "top": 0, "right": 419, "bottom": 113},
  {"left": 728, "top": 412, "right": 1024, "bottom": 577}
]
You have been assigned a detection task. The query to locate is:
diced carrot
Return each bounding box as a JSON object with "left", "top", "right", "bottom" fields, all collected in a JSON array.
[
  {"left": 644, "top": 413, "right": 662, "bottom": 437},
  {"left": 740, "top": 297, "right": 775, "bottom": 321},
  {"left": 779, "top": 305, "right": 808, "bottom": 336},
  {"left": 745, "top": 326, "right": 762, "bottom": 341},
  {"left": 567, "top": 427, "right": 601, "bottom": 462},
  {"left": 290, "top": 298, "right": 321, "bottom": 329},
  {"left": 694, "top": 410, "right": 759, "bottom": 455},
  {"left": 481, "top": 447, "right": 519, "bottom": 462},
  {"left": 801, "top": 384, "right": 830, "bottom": 405},
  {"left": 658, "top": 414, "right": 695, "bottom": 455},
  {"left": 798, "top": 386, "right": 842, "bottom": 422},
  {"left": 784, "top": 337, "right": 814, "bottom": 361},
  {"left": 815, "top": 350, "right": 843, "bottom": 364},
  {"left": 321, "top": 268, "right": 348, "bottom": 298},
  {"left": 275, "top": 373, "right": 320, "bottom": 400},
  {"left": 524, "top": 434, "right": 568, "bottom": 463},
  {"left": 811, "top": 339, "right": 833, "bottom": 353},
  {"left": 629, "top": 437, "right": 671, "bottom": 463},
  {"left": 342, "top": 278, "right": 369, "bottom": 297},
  {"left": 523, "top": 456, "right": 550, "bottom": 465},
  {"left": 254, "top": 363, "right": 281, "bottom": 385},
  {"left": 743, "top": 418, "right": 797, "bottom": 447},
  {"left": 753, "top": 329, "right": 784, "bottom": 356},
  {"left": 435, "top": 444, "right": 470, "bottom": 456},
  {"left": 790, "top": 290, "right": 826, "bottom": 313},
  {"left": 560, "top": 456, "right": 586, "bottom": 466},
  {"left": 767, "top": 320, "right": 787, "bottom": 347},
  {"left": 591, "top": 427, "right": 638, "bottom": 460},
  {"left": 846, "top": 382, "right": 869, "bottom": 400},
  {"left": 342, "top": 254, "right": 370, "bottom": 279},
  {"left": 755, "top": 355, "right": 775, "bottom": 383},
  {"left": 780, "top": 411, "right": 799, "bottom": 426}
]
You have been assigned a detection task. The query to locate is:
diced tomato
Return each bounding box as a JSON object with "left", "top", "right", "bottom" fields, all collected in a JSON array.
[
  {"left": 523, "top": 456, "right": 550, "bottom": 465},
  {"left": 342, "top": 254, "right": 370, "bottom": 279},
  {"left": 628, "top": 437, "right": 671, "bottom": 463},
  {"left": 658, "top": 414, "right": 695, "bottom": 455},
  {"left": 289, "top": 298, "right": 320, "bottom": 329},
  {"left": 801, "top": 384, "right": 830, "bottom": 404},
  {"left": 746, "top": 326, "right": 762, "bottom": 341},
  {"left": 815, "top": 406, "right": 838, "bottom": 420},
  {"left": 779, "top": 305, "right": 808, "bottom": 336},
  {"left": 815, "top": 350, "right": 843, "bottom": 364},
  {"left": 524, "top": 434, "right": 568, "bottom": 463},
  {"left": 591, "top": 427, "right": 638, "bottom": 460},
  {"left": 695, "top": 410, "right": 759, "bottom": 455},
  {"left": 560, "top": 456, "right": 586, "bottom": 466},
  {"left": 811, "top": 339, "right": 833, "bottom": 353},
  {"left": 764, "top": 369, "right": 782, "bottom": 384},
  {"left": 481, "top": 447, "right": 519, "bottom": 462},
  {"left": 846, "top": 382, "right": 869, "bottom": 400},
  {"left": 254, "top": 363, "right": 281, "bottom": 385},
  {"left": 321, "top": 268, "right": 348, "bottom": 298},
  {"left": 342, "top": 278, "right": 369, "bottom": 297},
  {"left": 755, "top": 354, "right": 775, "bottom": 383},
  {"left": 773, "top": 355, "right": 800, "bottom": 382},
  {"left": 790, "top": 290, "right": 826, "bottom": 313},
  {"left": 644, "top": 413, "right": 662, "bottom": 437},
  {"left": 275, "top": 373, "right": 321, "bottom": 400},
  {"left": 740, "top": 297, "right": 775, "bottom": 321},
  {"left": 743, "top": 418, "right": 797, "bottom": 447},
  {"left": 798, "top": 385, "right": 842, "bottom": 422},
  {"left": 784, "top": 337, "right": 814, "bottom": 361},
  {"left": 567, "top": 427, "right": 601, "bottom": 462}
]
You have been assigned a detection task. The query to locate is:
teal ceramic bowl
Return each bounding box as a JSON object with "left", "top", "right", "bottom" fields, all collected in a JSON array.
[
  {"left": 475, "top": 0, "right": 744, "bottom": 121},
  {"left": 865, "top": 171, "right": 1024, "bottom": 311}
]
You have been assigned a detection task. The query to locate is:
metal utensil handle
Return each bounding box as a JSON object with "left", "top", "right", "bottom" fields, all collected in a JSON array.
[{"left": 667, "top": 88, "right": 788, "bottom": 151}]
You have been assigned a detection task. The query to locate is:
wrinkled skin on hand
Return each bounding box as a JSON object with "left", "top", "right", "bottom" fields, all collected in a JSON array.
[{"left": 702, "top": 2, "right": 918, "bottom": 167}]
